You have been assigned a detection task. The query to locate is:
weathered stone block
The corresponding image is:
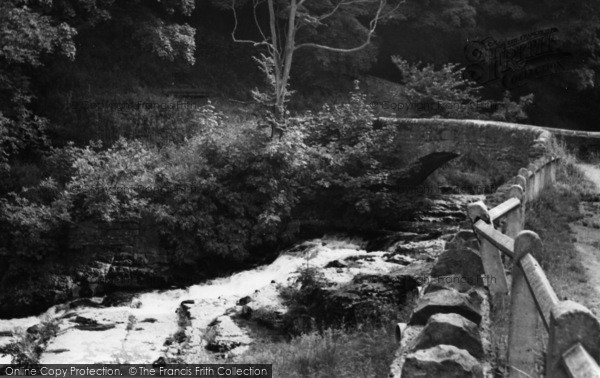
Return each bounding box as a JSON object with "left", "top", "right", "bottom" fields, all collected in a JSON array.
[
  {"left": 423, "top": 274, "right": 472, "bottom": 294},
  {"left": 431, "top": 248, "right": 484, "bottom": 283},
  {"left": 402, "top": 344, "right": 483, "bottom": 377},
  {"left": 409, "top": 289, "right": 482, "bottom": 325},
  {"left": 411, "top": 313, "right": 484, "bottom": 358}
]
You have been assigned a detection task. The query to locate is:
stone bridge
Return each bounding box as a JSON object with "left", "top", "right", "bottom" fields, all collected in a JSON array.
[
  {"left": 548, "top": 127, "right": 600, "bottom": 158},
  {"left": 376, "top": 118, "right": 555, "bottom": 187}
]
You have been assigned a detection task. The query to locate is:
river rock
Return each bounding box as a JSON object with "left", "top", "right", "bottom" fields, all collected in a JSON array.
[
  {"left": 365, "top": 231, "right": 441, "bottom": 252},
  {"left": 385, "top": 255, "right": 414, "bottom": 265},
  {"left": 430, "top": 248, "right": 484, "bottom": 283},
  {"left": 204, "top": 316, "right": 252, "bottom": 352},
  {"left": 71, "top": 316, "right": 116, "bottom": 331},
  {"left": 237, "top": 296, "right": 252, "bottom": 306},
  {"left": 409, "top": 289, "right": 482, "bottom": 325},
  {"left": 402, "top": 344, "right": 483, "bottom": 377},
  {"left": 391, "top": 240, "right": 444, "bottom": 257},
  {"left": 317, "top": 273, "right": 419, "bottom": 326},
  {"left": 325, "top": 260, "right": 348, "bottom": 268},
  {"left": 411, "top": 313, "right": 483, "bottom": 358},
  {"left": 445, "top": 230, "right": 480, "bottom": 251},
  {"left": 102, "top": 291, "right": 137, "bottom": 307}
]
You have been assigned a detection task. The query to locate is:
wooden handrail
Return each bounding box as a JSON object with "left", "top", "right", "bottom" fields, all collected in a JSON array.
[
  {"left": 562, "top": 343, "right": 600, "bottom": 378},
  {"left": 489, "top": 197, "right": 521, "bottom": 222},
  {"left": 472, "top": 219, "right": 515, "bottom": 258},
  {"left": 473, "top": 202, "right": 559, "bottom": 328},
  {"left": 519, "top": 253, "right": 560, "bottom": 329},
  {"left": 466, "top": 157, "right": 600, "bottom": 378}
]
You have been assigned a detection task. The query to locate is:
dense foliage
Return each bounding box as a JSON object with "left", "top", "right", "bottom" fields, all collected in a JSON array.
[
  {"left": 1, "top": 0, "right": 599, "bottom": 293},
  {"left": 0, "top": 87, "right": 432, "bottom": 268}
]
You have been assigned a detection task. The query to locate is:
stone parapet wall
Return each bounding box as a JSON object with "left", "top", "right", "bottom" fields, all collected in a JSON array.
[
  {"left": 546, "top": 127, "right": 600, "bottom": 158},
  {"left": 377, "top": 118, "right": 554, "bottom": 182}
]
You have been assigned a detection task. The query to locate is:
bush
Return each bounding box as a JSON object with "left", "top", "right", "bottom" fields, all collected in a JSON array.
[
  {"left": 0, "top": 182, "right": 70, "bottom": 260},
  {"left": 2, "top": 316, "right": 60, "bottom": 365},
  {"left": 1, "top": 102, "right": 306, "bottom": 266},
  {"left": 370, "top": 57, "right": 534, "bottom": 122},
  {"left": 279, "top": 266, "right": 329, "bottom": 316},
  {"left": 293, "top": 82, "right": 432, "bottom": 229}
]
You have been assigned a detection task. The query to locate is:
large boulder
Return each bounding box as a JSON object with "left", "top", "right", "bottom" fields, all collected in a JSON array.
[
  {"left": 409, "top": 289, "right": 482, "bottom": 325},
  {"left": 320, "top": 273, "right": 419, "bottom": 325},
  {"left": 204, "top": 316, "right": 252, "bottom": 352},
  {"left": 411, "top": 313, "right": 484, "bottom": 358},
  {"left": 431, "top": 247, "right": 484, "bottom": 284},
  {"left": 402, "top": 344, "right": 483, "bottom": 377}
]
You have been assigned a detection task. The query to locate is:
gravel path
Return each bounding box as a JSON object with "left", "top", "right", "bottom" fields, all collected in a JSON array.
[{"left": 572, "top": 163, "right": 600, "bottom": 315}]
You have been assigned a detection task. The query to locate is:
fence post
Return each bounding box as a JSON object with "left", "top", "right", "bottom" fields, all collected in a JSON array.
[
  {"left": 508, "top": 231, "right": 541, "bottom": 378},
  {"left": 514, "top": 175, "right": 527, "bottom": 196},
  {"left": 549, "top": 157, "right": 557, "bottom": 183},
  {"left": 518, "top": 168, "right": 533, "bottom": 202},
  {"left": 467, "top": 201, "right": 508, "bottom": 307},
  {"left": 504, "top": 185, "right": 524, "bottom": 239},
  {"left": 547, "top": 301, "right": 600, "bottom": 378}
]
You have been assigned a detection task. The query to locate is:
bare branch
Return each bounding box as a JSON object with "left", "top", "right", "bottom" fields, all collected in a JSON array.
[
  {"left": 231, "top": 0, "right": 272, "bottom": 47},
  {"left": 379, "top": 0, "right": 405, "bottom": 20},
  {"left": 294, "top": 0, "right": 392, "bottom": 53},
  {"left": 253, "top": 0, "right": 268, "bottom": 42},
  {"left": 318, "top": 0, "right": 373, "bottom": 22}
]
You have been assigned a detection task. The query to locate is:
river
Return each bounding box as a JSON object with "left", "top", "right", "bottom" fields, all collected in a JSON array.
[{"left": 0, "top": 194, "right": 482, "bottom": 364}]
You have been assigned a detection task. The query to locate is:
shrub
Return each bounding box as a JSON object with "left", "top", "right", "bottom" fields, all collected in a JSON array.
[
  {"left": 292, "top": 82, "right": 433, "bottom": 229},
  {"left": 0, "top": 182, "right": 70, "bottom": 260},
  {"left": 381, "top": 57, "right": 534, "bottom": 122},
  {"left": 2, "top": 316, "right": 60, "bottom": 365}
]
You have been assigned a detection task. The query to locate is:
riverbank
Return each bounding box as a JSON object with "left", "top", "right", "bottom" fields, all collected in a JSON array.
[{"left": 0, "top": 194, "right": 480, "bottom": 374}]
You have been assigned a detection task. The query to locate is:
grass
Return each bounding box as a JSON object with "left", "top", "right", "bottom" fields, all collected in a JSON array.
[
  {"left": 527, "top": 140, "right": 595, "bottom": 304},
  {"left": 234, "top": 324, "right": 400, "bottom": 378}
]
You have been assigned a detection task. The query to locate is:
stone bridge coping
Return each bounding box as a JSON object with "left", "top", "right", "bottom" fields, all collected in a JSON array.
[
  {"left": 379, "top": 117, "right": 554, "bottom": 140},
  {"left": 379, "top": 118, "right": 600, "bottom": 140},
  {"left": 544, "top": 127, "right": 600, "bottom": 138}
]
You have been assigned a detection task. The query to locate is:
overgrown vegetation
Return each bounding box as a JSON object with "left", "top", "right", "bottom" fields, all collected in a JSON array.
[
  {"left": 232, "top": 261, "right": 416, "bottom": 378},
  {"left": 380, "top": 57, "right": 534, "bottom": 121},
  {"left": 526, "top": 143, "right": 595, "bottom": 306},
  {"left": 237, "top": 326, "right": 399, "bottom": 378},
  {"left": 1, "top": 316, "right": 60, "bottom": 365},
  {"left": 0, "top": 83, "right": 446, "bottom": 279}
]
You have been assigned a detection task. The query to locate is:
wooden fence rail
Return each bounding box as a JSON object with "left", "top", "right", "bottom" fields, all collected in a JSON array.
[{"left": 467, "top": 161, "right": 600, "bottom": 378}]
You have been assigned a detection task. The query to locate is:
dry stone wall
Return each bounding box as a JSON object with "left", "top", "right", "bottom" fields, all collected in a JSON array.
[{"left": 389, "top": 126, "right": 558, "bottom": 377}]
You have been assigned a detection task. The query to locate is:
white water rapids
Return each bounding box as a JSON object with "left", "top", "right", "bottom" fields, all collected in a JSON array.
[{"left": 0, "top": 237, "right": 402, "bottom": 364}]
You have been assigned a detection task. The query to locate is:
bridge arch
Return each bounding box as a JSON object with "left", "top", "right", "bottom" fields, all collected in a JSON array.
[{"left": 377, "top": 118, "right": 554, "bottom": 187}]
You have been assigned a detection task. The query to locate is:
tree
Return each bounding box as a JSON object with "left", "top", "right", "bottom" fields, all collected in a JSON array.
[
  {"left": 225, "top": 0, "right": 404, "bottom": 138},
  {"left": 0, "top": 0, "right": 198, "bottom": 193}
]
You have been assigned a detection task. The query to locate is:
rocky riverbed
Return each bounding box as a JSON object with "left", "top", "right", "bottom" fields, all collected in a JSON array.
[{"left": 0, "top": 194, "right": 482, "bottom": 366}]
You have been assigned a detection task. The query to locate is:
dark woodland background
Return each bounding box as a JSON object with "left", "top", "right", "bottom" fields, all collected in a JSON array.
[{"left": 1, "top": 0, "right": 600, "bottom": 316}]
